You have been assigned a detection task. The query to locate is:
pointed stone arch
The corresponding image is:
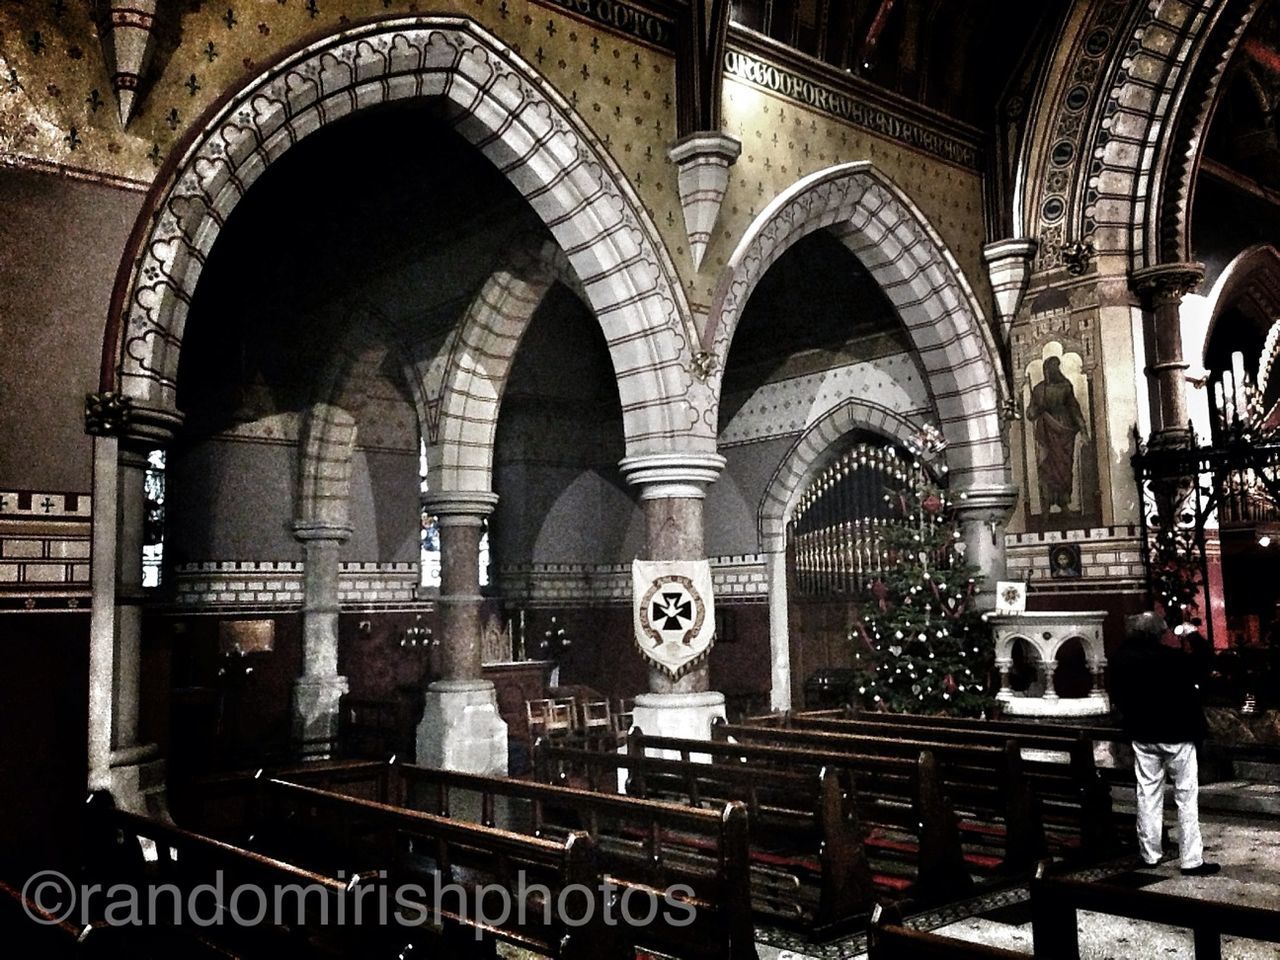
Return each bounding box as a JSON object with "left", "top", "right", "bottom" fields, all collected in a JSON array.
[
  {"left": 705, "top": 161, "right": 1009, "bottom": 496},
  {"left": 101, "top": 16, "right": 710, "bottom": 454},
  {"left": 296, "top": 304, "right": 405, "bottom": 532},
  {"left": 754, "top": 398, "right": 941, "bottom": 710},
  {"left": 418, "top": 234, "right": 584, "bottom": 494},
  {"left": 756, "top": 399, "right": 942, "bottom": 555}
]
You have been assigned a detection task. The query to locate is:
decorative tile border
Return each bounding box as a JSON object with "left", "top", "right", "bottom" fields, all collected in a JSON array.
[
  {"left": 1005, "top": 525, "right": 1146, "bottom": 587},
  {"left": 0, "top": 490, "right": 92, "bottom": 606},
  {"left": 0, "top": 490, "right": 91, "bottom": 519},
  {"left": 497, "top": 555, "right": 769, "bottom": 605},
  {"left": 170, "top": 561, "right": 420, "bottom": 608}
]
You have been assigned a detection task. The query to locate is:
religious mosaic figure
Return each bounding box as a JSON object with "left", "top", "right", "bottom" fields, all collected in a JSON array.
[{"left": 1026, "top": 355, "right": 1088, "bottom": 513}]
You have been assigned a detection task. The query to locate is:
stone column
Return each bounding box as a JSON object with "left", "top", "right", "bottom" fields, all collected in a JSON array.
[
  {"left": 416, "top": 491, "right": 507, "bottom": 775},
  {"left": 953, "top": 483, "right": 1019, "bottom": 611},
  {"left": 1130, "top": 263, "right": 1204, "bottom": 447},
  {"left": 291, "top": 521, "right": 351, "bottom": 756},
  {"left": 620, "top": 452, "right": 727, "bottom": 741},
  {"left": 84, "top": 392, "right": 176, "bottom": 813},
  {"left": 765, "top": 549, "right": 791, "bottom": 711}
]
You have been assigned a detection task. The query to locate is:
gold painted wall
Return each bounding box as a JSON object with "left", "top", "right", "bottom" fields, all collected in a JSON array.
[{"left": 1, "top": 0, "right": 991, "bottom": 312}]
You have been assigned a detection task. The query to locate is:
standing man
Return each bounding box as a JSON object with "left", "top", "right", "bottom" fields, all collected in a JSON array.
[{"left": 1110, "top": 611, "right": 1220, "bottom": 876}]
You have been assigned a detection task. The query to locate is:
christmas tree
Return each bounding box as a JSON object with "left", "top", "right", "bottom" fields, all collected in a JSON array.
[{"left": 848, "top": 473, "right": 993, "bottom": 716}]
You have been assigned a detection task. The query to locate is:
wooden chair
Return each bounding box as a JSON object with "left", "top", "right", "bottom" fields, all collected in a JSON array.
[
  {"left": 547, "top": 699, "right": 576, "bottom": 737},
  {"left": 614, "top": 696, "right": 635, "bottom": 732},
  {"left": 579, "top": 698, "right": 612, "bottom": 734},
  {"left": 527, "top": 698, "right": 554, "bottom": 739}
]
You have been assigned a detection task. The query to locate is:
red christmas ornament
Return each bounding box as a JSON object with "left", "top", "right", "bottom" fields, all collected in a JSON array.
[
  {"left": 921, "top": 493, "right": 942, "bottom": 515},
  {"left": 942, "top": 673, "right": 958, "bottom": 695}
]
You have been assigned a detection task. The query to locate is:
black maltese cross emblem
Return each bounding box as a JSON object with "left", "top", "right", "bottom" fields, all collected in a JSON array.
[{"left": 652, "top": 590, "right": 694, "bottom": 633}]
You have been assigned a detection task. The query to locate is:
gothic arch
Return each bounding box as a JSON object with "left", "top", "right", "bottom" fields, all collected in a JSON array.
[
  {"left": 756, "top": 399, "right": 939, "bottom": 554},
  {"left": 1203, "top": 244, "right": 1280, "bottom": 351},
  {"left": 421, "top": 235, "right": 584, "bottom": 494},
  {"left": 296, "top": 305, "right": 404, "bottom": 531},
  {"left": 1019, "top": 0, "right": 1261, "bottom": 272},
  {"left": 705, "top": 161, "right": 1009, "bottom": 494},
  {"left": 101, "top": 16, "right": 708, "bottom": 454}
]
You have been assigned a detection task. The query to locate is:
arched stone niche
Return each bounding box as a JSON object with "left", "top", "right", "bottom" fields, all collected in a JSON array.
[{"left": 989, "top": 611, "right": 1110, "bottom": 717}]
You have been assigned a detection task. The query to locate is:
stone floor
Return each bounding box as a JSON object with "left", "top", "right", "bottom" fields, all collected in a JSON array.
[{"left": 754, "top": 813, "right": 1280, "bottom": 960}]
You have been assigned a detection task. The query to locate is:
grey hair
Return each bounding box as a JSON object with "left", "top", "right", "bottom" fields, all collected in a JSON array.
[{"left": 1125, "top": 611, "right": 1167, "bottom": 644}]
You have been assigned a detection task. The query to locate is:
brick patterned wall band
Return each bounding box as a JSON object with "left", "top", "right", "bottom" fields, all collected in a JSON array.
[
  {"left": 170, "top": 561, "right": 420, "bottom": 608},
  {"left": 0, "top": 491, "right": 92, "bottom": 609}
]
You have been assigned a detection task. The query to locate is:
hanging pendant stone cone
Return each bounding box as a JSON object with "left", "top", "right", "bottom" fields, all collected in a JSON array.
[
  {"left": 104, "top": 0, "right": 158, "bottom": 129},
  {"left": 668, "top": 133, "right": 741, "bottom": 272}
]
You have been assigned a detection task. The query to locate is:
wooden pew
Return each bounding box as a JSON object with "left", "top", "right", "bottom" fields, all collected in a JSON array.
[
  {"left": 0, "top": 878, "right": 135, "bottom": 958},
  {"left": 867, "top": 901, "right": 1026, "bottom": 960},
  {"left": 328, "top": 762, "right": 759, "bottom": 960},
  {"left": 707, "top": 722, "right": 1045, "bottom": 873},
  {"left": 84, "top": 793, "right": 408, "bottom": 959},
  {"left": 253, "top": 777, "right": 631, "bottom": 959},
  {"left": 771, "top": 713, "right": 1122, "bottom": 858},
  {"left": 1030, "top": 868, "right": 1280, "bottom": 960},
  {"left": 625, "top": 729, "right": 986, "bottom": 903},
  {"left": 171, "top": 758, "right": 393, "bottom": 841},
  {"left": 535, "top": 733, "right": 969, "bottom": 934}
]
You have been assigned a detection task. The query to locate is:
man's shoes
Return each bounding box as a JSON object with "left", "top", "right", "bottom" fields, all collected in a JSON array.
[
  {"left": 1180, "top": 862, "right": 1221, "bottom": 877},
  {"left": 1140, "top": 858, "right": 1162, "bottom": 868}
]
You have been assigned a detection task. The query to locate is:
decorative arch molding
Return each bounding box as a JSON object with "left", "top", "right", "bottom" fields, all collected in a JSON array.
[
  {"left": 101, "top": 16, "right": 711, "bottom": 455},
  {"left": 705, "top": 161, "right": 1009, "bottom": 493},
  {"left": 1021, "top": 0, "right": 1261, "bottom": 271},
  {"left": 423, "top": 233, "right": 584, "bottom": 493},
  {"left": 756, "top": 398, "right": 938, "bottom": 554}
]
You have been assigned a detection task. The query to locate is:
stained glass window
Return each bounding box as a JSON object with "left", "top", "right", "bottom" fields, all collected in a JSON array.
[
  {"left": 419, "top": 439, "right": 490, "bottom": 588},
  {"left": 142, "top": 449, "right": 166, "bottom": 588}
]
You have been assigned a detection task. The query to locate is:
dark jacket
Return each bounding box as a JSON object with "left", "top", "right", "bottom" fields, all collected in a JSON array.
[{"left": 1110, "top": 640, "right": 1207, "bottom": 744}]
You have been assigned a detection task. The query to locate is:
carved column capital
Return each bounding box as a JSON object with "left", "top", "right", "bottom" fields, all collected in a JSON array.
[
  {"left": 85, "top": 391, "right": 132, "bottom": 437},
  {"left": 1130, "top": 262, "right": 1205, "bottom": 308},
  {"left": 619, "top": 451, "right": 726, "bottom": 500},
  {"left": 292, "top": 521, "right": 353, "bottom": 543},
  {"left": 421, "top": 490, "right": 499, "bottom": 518},
  {"left": 85, "top": 392, "right": 182, "bottom": 444}
]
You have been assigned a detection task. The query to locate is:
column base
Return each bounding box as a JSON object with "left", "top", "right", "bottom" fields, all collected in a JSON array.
[
  {"left": 630, "top": 690, "right": 726, "bottom": 742},
  {"left": 416, "top": 680, "right": 509, "bottom": 775},
  {"left": 109, "top": 743, "right": 168, "bottom": 818},
  {"left": 292, "top": 674, "right": 349, "bottom": 758}
]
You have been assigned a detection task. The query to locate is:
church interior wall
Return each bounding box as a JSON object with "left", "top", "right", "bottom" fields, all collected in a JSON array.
[
  {"left": 0, "top": 167, "right": 142, "bottom": 492},
  {"left": 7, "top": 1, "right": 1274, "bottom": 897}
]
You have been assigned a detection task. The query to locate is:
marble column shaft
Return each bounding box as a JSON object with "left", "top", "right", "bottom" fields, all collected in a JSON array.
[
  {"left": 438, "top": 515, "right": 485, "bottom": 682},
  {"left": 954, "top": 484, "right": 1018, "bottom": 611},
  {"left": 292, "top": 523, "right": 351, "bottom": 751},
  {"left": 112, "top": 442, "right": 149, "bottom": 752},
  {"left": 642, "top": 495, "right": 709, "bottom": 694},
  {"left": 1131, "top": 263, "right": 1204, "bottom": 447}
]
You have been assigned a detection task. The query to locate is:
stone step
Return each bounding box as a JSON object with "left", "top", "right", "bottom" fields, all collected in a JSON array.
[
  {"left": 1111, "top": 779, "right": 1280, "bottom": 819},
  {"left": 1234, "top": 759, "right": 1280, "bottom": 781}
]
